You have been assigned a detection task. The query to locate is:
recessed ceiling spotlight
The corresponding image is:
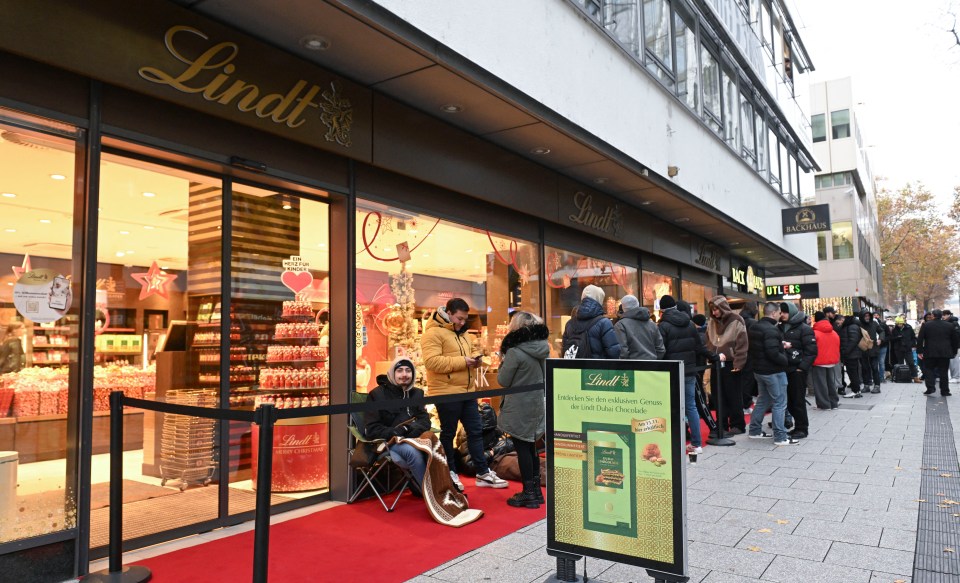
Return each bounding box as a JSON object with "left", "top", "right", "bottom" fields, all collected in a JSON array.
[
  {"left": 50, "top": 174, "right": 66, "bottom": 180},
  {"left": 161, "top": 266, "right": 169, "bottom": 270},
  {"left": 115, "top": 252, "right": 125, "bottom": 257},
  {"left": 39, "top": 219, "right": 51, "bottom": 224},
  {"left": 119, "top": 230, "right": 130, "bottom": 235},
  {"left": 4, "top": 228, "right": 15, "bottom": 233},
  {"left": 423, "top": 254, "right": 430, "bottom": 258},
  {"left": 143, "top": 225, "right": 154, "bottom": 230},
  {"left": 282, "top": 203, "right": 293, "bottom": 210},
  {"left": 675, "top": 217, "right": 690, "bottom": 223},
  {"left": 318, "top": 243, "right": 326, "bottom": 248},
  {"left": 746, "top": 250, "right": 754, "bottom": 254},
  {"left": 640, "top": 200, "right": 653, "bottom": 206},
  {"left": 465, "top": 249, "right": 473, "bottom": 253},
  {"left": 299, "top": 35, "right": 331, "bottom": 51},
  {"left": 730, "top": 242, "right": 740, "bottom": 246},
  {"left": 1, "top": 193, "right": 15, "bottom": 198},
  {"left": 593, "top": 177, "right": 609, "bottom": 184},
  {"left": 142, "top": 191, "right": 156, "bottom": 198},
  {"left": 440, "top": 104, "right": 464, "bottom": 113},
  {"left": 530, "top": 146, "right": 551, "bottom": 155},
  {"left": 126, "top": 250, "right": 135, "bottom": 254}
]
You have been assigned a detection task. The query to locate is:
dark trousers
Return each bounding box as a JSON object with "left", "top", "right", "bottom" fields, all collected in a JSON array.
[
  {"left": 786, "top": 370, "right": 809, "bottom": 432},
  {"left": 891, "top": 346, "right": 919, "bottom": 377},
  {"left": 712, "top": 366, "right": 745, "bottom": 431},
  {"left": 741, "top": 368, "right": 757, "bottom": 408},
  {"left": 860, "top": 355, "right": 877, "bottom": 386},
  {"left": 923, "top": 357, "right": 951, "bottom": 393},
  {"left": 437, "top": 399, "right": 489, "bottom": 476},
  {"left": 844, "top": 358, "right": 862, "bottom": 393},
  {"left": 514, "top": 438, "right": 539, "bottom": 483}
]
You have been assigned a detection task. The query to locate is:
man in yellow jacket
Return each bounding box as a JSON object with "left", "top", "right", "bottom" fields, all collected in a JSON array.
[{"left": 422, "top": 298, "right": 508, "bottom": 491}]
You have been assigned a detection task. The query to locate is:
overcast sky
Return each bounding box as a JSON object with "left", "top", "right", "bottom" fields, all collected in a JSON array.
[{"left": 790, "top": 0, "right": 960, "bottom": 208}]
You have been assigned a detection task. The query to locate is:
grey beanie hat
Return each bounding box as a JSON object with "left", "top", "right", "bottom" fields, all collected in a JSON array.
[{"left": 620, "top": 294, "right": 640, "bottom": 311}]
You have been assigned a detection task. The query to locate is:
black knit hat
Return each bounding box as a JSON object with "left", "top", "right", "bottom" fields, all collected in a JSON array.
[{"left": 659, "top": 295, "right": 676, "bottom": 310}]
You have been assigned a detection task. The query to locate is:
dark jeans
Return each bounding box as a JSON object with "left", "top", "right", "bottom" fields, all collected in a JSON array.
[
  {"left": 741, "top": 368, "right": 757, "bottom": 408},
  {"left": 514, "top": 438, "right": 539, "bottom": 484},
  {"left": 844, "top": 358, "right": 862, "bottom": 393},
  {"left": 861, "top": 355, "right": 877, "bottom": 386},
  {"left": 712, "top": 366, "right": 745, "bottom": 431},
  {"left": 437, "top": 399, "right": 489, "bottom": 476},
  {"left": 786, "top": 370, "right": 809, "bottom": 432},
  {"left": 923, "top": 357, "right": 951, "bottom": 393}
]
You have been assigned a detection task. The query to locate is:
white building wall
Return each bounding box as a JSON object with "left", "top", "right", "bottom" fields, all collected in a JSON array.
[{"left": 371, "top": 0, "right": 818, "bottom": 269}]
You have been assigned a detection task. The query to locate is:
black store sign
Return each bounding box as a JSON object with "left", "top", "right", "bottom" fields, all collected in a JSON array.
[
  {"left": 765, "top": 283, "right": 820, "bottom": 300},
  {"left": 782, "top": 204, "right": 831, "bottom": 234}
]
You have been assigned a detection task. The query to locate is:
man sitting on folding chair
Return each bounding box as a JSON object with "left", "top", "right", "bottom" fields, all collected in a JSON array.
[{"left": 364, "top": 357, "right": 432, "bottom": 493}]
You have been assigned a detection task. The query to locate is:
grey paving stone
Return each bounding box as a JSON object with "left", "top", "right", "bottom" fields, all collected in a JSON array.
[
  {"left": 824, "top": 541, "right": 914, "bottom": 576},
  {"left": 868, "top": 572, "right": 911, "bottom": 583},
  {"left": 792, "top": 517, "right": 882, "bottom": 545},
  {"left": 690, "top": 479, "right": 758, "bottom": 496},
  {"left": 879, "top": 527, "right": 917, "bottom": 552},
  {"left": 515, "top": 548, "right": 615, "bottom": 577},
  {"left": 748, "top": 485, "right": 819, "bottom": 502},
  {"left": 520, "top": 522, "right": 547, "bottom": 538},
  {"left": 687, "top": 541, "right": 775, "bottom": 578},
  {"left": 757, "top": 457, "right": 814, "bottom": 469},
  {"left": 830, "top": 471, "right": 896, "bottom": 486},
  {"left": 771, "top": 466, "right": 833, "bottom": 480},
  {"left": 700, "top": 572, "right": 765, "bottom": 583},
  {"left": 472, "top": 532, "right": 545, "bottom": 560},
  {"left": 423, "top": 551, "right": 481, "bottom": 576},
  {"left": 815, "top": 491, "right": 892, "bottom": 511},
  {"left": 701, "top": 492, "right": 777, "bottom": 512},
  {"left": 730, "top": 473, "right": 796, "bottom": 488},
  {"left": 712, "top": 509, "right": 799, "bottom": 533},
  {"left": 428, "top": 552, "right": 553, "bottom": 583},
  {"left": 768, "top": 499, "right": 849, "bottom": 521},
  {"left": 761, "top": 555, "right": 872, "bottom": 583},
  {"left": 687, "top": 488, "right": 713, "bottom": 504},
  {"left": 844, "top": 507, "right": 919, "bottom": 532},
  {"left": 516, "top": 519, "right": 545, "bottom": 534},
  {"left": 791, "top": 452, "right": 846, "bottom": 464},
  {"left": 687, "top": 521, "right": 751, "bottom": 547},
  {"left": 790, "top": 477, "right": 859, "bottom": 494},
  {"left": 808, "top": 461, "right": 870, "bottom": 474},
  {"left": 721, "top": 463, "right": 779, "bottom": 476},
  {"left": 692, "top": 504, "right": 733, "bottom": 523},
  {"left": 735, "top": 530, "right": 832, "bottom": 560}
]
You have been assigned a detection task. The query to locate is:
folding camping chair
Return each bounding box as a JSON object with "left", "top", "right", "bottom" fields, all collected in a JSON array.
[{"left": 347, "top": 412, "right": 413, "bottom": 512}]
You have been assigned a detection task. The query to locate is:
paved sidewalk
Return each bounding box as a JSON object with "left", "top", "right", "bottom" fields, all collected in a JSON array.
[{"left": 407, "top": 381, "right": 953, "bottom": 583}]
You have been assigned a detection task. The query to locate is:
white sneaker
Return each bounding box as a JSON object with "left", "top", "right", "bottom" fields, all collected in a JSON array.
[
  {"left": 774, "top": 438, "right": 800, "bottom": 446},
  {"left": 475, "top": 470, "right": 508, "bottom": 489},
  {"left": 449, "top": 471, "right": 464, "bottom": 492},
  {"left": 693, "top": 446, "right": 703, "bottom": 454}
]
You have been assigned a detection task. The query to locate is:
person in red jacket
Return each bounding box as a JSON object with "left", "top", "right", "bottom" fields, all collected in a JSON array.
[{"left": 811, "top": 311, "right": 841, "bottom": 409}]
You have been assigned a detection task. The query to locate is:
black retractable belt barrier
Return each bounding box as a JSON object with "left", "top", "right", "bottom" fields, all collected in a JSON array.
[
  {"left": 91, "top": 384, "right": 543, "bottom": 582},
  {"left": 707, "top": 360, "right": 735, "bottom": 447}
]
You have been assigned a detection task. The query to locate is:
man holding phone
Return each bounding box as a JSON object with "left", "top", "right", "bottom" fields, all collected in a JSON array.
[{"left": 422, "top": 298, "right": 508, "bottom": 490}]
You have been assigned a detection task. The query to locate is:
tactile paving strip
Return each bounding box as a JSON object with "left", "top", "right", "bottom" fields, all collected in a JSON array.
[{"left": 914, "top": 397, "right": 960, "bottom": 582}]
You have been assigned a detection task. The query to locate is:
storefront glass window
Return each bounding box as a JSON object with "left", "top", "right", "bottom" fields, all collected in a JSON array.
[
  {"left": 0, "top": 115, "right": 79, "bottom": 544},
  {"left": 832, "top": 221, "right": 854, "bottom": 259},
  {"left": 681, "top": 280, "right": 712, "bottom": 316},
  {"left": 641, "top": 270, "right": 679, "bottom": 321},
  {"left": 675, "top": 9, "right": 699, "bottom": 112},
  {"left": 545, "top": 247, "right": 637, "bottom": 355},
  {"left": 355, "top": 201, "right": 540, "bottom": 394},
  {"left": 817, "top": 232, "right": 828, "bottom": 261}
]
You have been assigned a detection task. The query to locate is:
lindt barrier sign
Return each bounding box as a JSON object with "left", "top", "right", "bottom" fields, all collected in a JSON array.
[{"left": 547, "top": 359, "right": 687, "bottom": 578}]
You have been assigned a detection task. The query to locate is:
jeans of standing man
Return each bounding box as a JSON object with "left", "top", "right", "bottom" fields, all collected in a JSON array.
[
  {"left": 712, "top": 365, "right": 745, "bottom": 431},
  {"left": 388, "top": 442, "right": 427, "bottom": 490},
  {"left": 922, "top": 357, "right": 951, "bottom": 393},
  {"left": 749, "top": 372, "right": 788, "bottom": 442},
  {"left": 844, "top": 358, "right": 863, "bottom": 393},
  {"left": 786, "top": 370, "right": 809, "bottom": 433},
  {"left": 436, "top": 399, "right": 490, "bottom": 476},
  {"left": 811, "top": 365, "right": 839, "bottom": 409},
  {"left": 684, "top": 376, "right": 702, "bottom": 448},
  {"left": 902, "top": 348, "right": 919, "bottom": 377},
  {"left": 950, "top": 355, "right": 960, "bottom": 380},
  {"left": 875, "top": 345, "right": 888, "bottom": 383},
  {"left": 860, "top": 355, "right": 876, "bottom": 386}
]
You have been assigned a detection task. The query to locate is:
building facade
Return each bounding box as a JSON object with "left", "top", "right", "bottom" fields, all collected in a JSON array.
[
  {"left": 767, "top": 77, "right": 883, "bottom": 314},
  {"left": 0, "top": 0, "right": 818, "bottom": 580}
]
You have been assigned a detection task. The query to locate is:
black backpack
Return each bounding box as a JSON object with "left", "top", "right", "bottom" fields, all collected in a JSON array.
[{"left": 562, "top": 316, "right": 602, "bottom": 359}]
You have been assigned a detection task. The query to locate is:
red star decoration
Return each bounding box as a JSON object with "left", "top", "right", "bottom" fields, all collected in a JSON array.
[
  {"left": 12, "top": 254, "right": 31, "bottom": 279},
  {"left": 131, "top": 261, "right": 178, "bottom": 300}
]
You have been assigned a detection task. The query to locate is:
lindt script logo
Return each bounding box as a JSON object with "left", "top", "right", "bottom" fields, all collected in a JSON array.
[
  {"left": 279, "top": 433, "right": 322, "bottom": 447},
  {"left": 138, "top": 25, "right": 353, "bottom": 146},
  {"left": 581, "top": 369, "right": 634, "bottom": 392},
  {"left": 694, "top": 242, "right": 721, "bottom": 272},
  {"left": 568, "top": 192, "right": 623, "bottom": 237}
]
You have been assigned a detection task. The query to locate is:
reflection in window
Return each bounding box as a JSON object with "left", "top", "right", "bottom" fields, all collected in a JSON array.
[
  {"left": 831, "top": 109, "right": 850, "bottom": 139},
  {"left": 755, "top": 111, "right": 767, "bottom": 175},
  {"left": 642, "top": 270, "right": 678, "bottom": 321},
  {"left": 675, "top": 10, "right": 699, "bottom": 112},
  {"left": 811, "top": 114, "right": 825, "bottom": 143},
  {"left": 643, "top": 0, "right": 672, "bottom": 67},
  {"left": 545, "top": 248, "right": 637, "bottom": 353},
  {"left": 681, "top": 280, "right": 711, "bottom": 316},
  {"left": 817, "top": 232, "right": 828, "bottom": 261},
  {"left": 701, "top": 45, "right": 722, "bottom": 132},
  {"left": 603, "top": 0, "right": 640, "bottom": 56},
  {"left": 723, "top": 69, "right": 739, "bottom": 149},
  {"left": 832, "top": 221, "right": 854, "bottom": 259},
  {"left": 768, "top": 129, "right": 780, "bottom": 187},
  {"left": 740, "top": 96, "right": 756, "bottom": 162},
  {"left": 356, "top": 202, "right": 540, "bottom": 392}
]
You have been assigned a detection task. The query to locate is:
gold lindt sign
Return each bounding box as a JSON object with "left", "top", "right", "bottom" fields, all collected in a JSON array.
[{"left": 138, "top": 25, "right": 353, "bottom": 146}]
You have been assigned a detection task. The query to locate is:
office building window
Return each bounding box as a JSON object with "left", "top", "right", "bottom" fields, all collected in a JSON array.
[
  {"left": 768, "top": 129, "right": 780, "bottom": 187},
  {"left": 675, "top": 9, "right": 699, "bottom": 112},
  {"left": 755, "top": 110, "right": 767, "bottom": 176},
  {"left": 602, "top": 0, "right": 640, "bottom": 56},
  {"left": 817, "top": 232, "right": 828, "bottom": 261},
  {"left": 723, "top": 69, "right": 739, "bottom": 149},
  {"left": 811, "top": 114, "right": 825, "bottom": 143},
  {"left": 643, "top": 0, "right": 672, "bottom": 69},
  {"left": 701, "top": 45, "right": 722, "bottom": 133},
  {"left": 832, "top": 221, "right": 854, "bottom": 259},
  {"left": 740, "top": 96, "right": 756, "bottom": 163},
  {"left": 831, "top": 109, "right": 850, "bottom": 139}
]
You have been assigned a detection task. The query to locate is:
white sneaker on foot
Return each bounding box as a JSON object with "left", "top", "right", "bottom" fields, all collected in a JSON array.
[
  {"left": 449, "top": 471, "right": 464, "bottom": 492},
  {"left": 693, "top": 446, "right": 703, "bottom": 454},
  {"left": 774, "top": 438, "right": 800, "bottom": 446},
  {"left": 476, "top": 470, "right": 508, "bottom": 489}
]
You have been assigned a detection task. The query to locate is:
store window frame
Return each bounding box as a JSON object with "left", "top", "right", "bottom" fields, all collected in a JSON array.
[
  {"left": 811, "top": 113, "right": 826, "bottom": 143},
  {"left": 831, "top": 109, "right": 850, "bottom": 140}
]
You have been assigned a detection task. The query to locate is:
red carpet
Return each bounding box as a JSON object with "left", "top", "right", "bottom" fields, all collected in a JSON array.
[{"left": 139, "top": 482, "right": 544, "bottom": 582}]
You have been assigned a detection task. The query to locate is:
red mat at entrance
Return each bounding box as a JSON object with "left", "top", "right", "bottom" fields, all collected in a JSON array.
[{"left": 139, "top": 482, "right": 544, "bottom": 582}]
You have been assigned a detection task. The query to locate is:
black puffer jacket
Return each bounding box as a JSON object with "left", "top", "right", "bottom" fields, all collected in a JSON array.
[
  {"left": 748, "top": 316, "right": 787, "bottom": 374},
  {"left": 859, "top": 311, "right": 881, "bottom": 357},
  {"left": 891, "top": 323, "right": 916, "bottom": 351},
  {"left": 839, "top": 316, "right": 864, "bottom": 361},
  {"left": 780, "top": 310, "right": 817, "bottom": 373},
  {"left": 364, "top": 375, "right": 432, "bottom": 441},
  {"left": 658, "top": 307, "right": 715, "bottom": 377}
]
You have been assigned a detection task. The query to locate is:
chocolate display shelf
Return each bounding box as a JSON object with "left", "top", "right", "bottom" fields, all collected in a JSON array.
[
  {"left": 264, "top": 359, "right": 327, "bottom": 366},
  {"left": 271, "top": 336, "right": 321, "bottom": 342},
  {"left": 279, "top": 314, "right": 315, "bottom": 322}
]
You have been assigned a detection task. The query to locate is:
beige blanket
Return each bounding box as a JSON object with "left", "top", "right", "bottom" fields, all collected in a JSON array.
[{"left": 390, "top": 431, "right": 484, "bottom": 527}]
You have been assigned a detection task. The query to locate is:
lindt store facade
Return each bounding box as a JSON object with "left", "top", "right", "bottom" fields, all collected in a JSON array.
[{"left": 0, "top": 0, "right": 812, "bottom": 579}]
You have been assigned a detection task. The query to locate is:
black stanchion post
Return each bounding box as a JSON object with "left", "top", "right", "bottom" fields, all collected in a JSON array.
[
  {"left": 543, "top": 551, "right": 583, "bottom": 583},
  {"left": 252, "top": 403, "right": 276, "bottom": 583},
  {"left": 707, "top": 360, "right": 735, "bottom": 447},
  {"left": 80, "top": 391, "right": 152, "bottom": 582}
]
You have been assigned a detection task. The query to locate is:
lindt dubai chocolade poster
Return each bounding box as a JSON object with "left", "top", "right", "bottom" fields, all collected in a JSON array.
[{"left": 547, "top": 359, "right": 687, "bottom": 578}]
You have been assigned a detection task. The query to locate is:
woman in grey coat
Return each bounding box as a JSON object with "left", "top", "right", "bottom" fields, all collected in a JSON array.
[
  {"left": 497, "top": 311, "right": 549, "bottom": 509},
  {"left": 614, "top": 295, "right": 665, "bottom": 360}
]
